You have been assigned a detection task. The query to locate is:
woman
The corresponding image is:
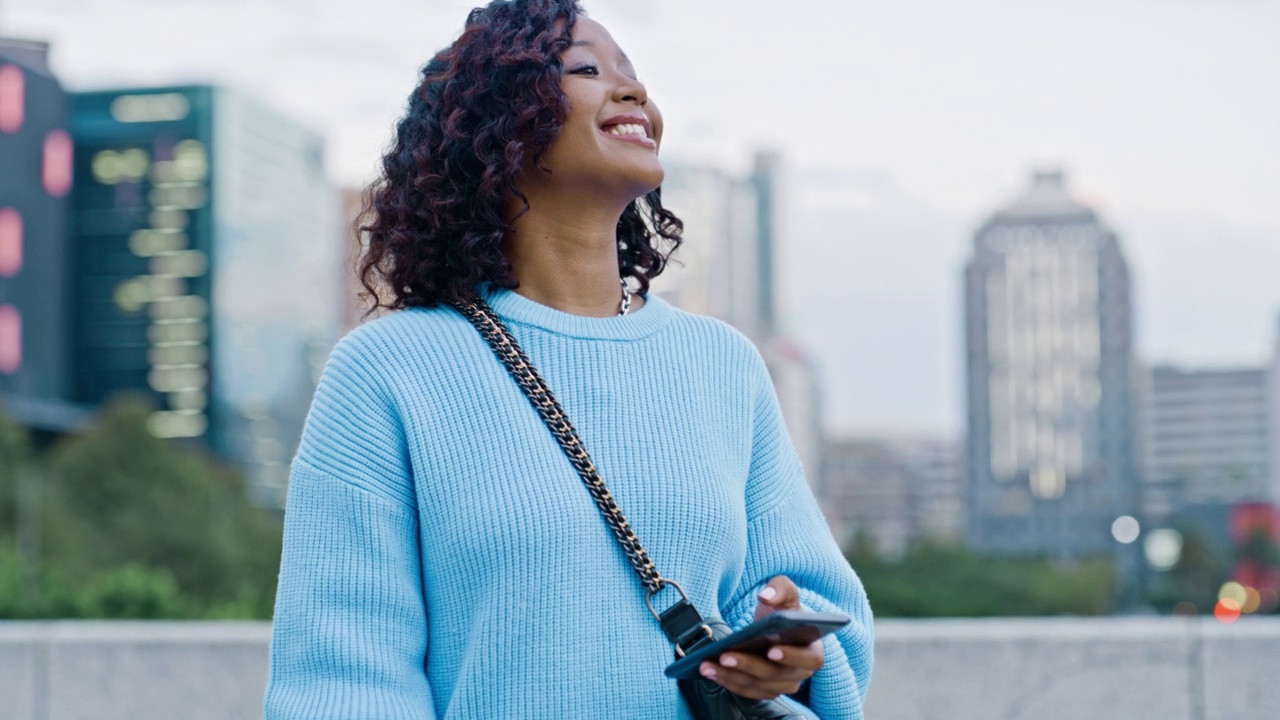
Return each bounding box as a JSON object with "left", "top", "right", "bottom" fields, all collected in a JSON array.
[{"left": 265, "top": 1, "right": 873, "bottom": 718}]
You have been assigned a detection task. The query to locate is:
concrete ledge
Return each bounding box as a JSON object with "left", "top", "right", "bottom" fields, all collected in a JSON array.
[
  {"left": 866, "top": 617, "right": 1279, "bottom": 720},
  {"left": 0, "top": 622, "right": 271, "bottom": 720},
  {"left": 0, "top": 617, "right": 1276, "bottom": 719}
]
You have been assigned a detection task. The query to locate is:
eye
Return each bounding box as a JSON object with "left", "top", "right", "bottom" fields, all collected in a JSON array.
[{"left": 567, "top": 63, "right": 599, "bottom": 76}]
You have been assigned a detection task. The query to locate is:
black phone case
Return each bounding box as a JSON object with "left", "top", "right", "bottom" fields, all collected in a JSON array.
[{"left": 664, "top": 610, "right": 850, "bottom": 679}]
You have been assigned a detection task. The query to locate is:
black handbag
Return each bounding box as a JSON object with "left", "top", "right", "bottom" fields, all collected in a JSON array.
[{"left": 452, "top": 296, "right": 808, "bottom": 720}]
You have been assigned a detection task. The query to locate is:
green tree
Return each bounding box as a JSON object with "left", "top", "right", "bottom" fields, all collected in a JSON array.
[
  {"left": 0, "top": 398, "right": 284, "bottom": 619},
  {"left": 846, "top": 538, "right": 1115, "bottom": 617}
]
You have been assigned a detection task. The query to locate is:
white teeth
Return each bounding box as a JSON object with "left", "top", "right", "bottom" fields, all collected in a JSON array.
[{"left": 607, "top": 123, "right": 647, "bottom": 137}]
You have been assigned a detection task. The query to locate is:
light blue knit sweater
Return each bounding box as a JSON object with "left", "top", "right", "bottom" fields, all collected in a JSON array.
[{"left": 265, "top": 286, "right": 873, "bottom": 719}]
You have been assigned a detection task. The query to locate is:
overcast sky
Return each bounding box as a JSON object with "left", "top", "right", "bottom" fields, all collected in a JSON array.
[{"left": 6, "top": 0, "right": 1279, "bottom": 436}]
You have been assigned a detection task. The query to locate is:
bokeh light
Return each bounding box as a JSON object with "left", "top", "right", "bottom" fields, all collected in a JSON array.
[
  {"left": 0, "top": 64, "right": 23, "bottom": 133},
  {"left": 1214, "top": 598, "right": 1241, "bottom": 624},
  {"left": 42, "top": 129, "right": 74, "bottom": 197},
  {"left": 0, "top": 207, "right": 21, "bottom": 277},
  {"left": 1241, "top": 587, "right": 1261, "bottom": 614},
  {"left": 1171, "top": 601, "right": 1198, "bottom": 616},
  {"left": 109, "top": 92, "right": 190, "bottom": 123},
  {"left": 1111, "top": 516, "right": 1140, "bottom": 544},
  {"left": 1218, "top": 581, "right": 1247, "bottom": 606},
  {"left": 0, "top": 304, "right": 20, "bottom": 374},
  {"left": 1143, "top": 528, "right": 1182, "bottom": 570}
]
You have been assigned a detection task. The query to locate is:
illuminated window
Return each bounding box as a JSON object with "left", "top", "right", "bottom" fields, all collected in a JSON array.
[
  {"left": 0, "top": 208, "right": 20, "bottom": 277},
  {"left": 110, "top": 93, "right": 190, "bottom": 123},
  {"left": 43, "top": 130, "right": 74, "bottom": 197},
  {"left": 147, "top": 410, "right": 207, "bottom": 439},
  {"left": 0, "top": 65, "right": 22, "bottom": 133},
  {"left": 0, "top": 304, "right": 20, "bottom": 374}
]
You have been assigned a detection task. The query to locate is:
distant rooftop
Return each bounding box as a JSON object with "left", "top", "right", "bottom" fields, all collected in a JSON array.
[
  {"left": 0, "top": 394, "right": 94, "bottom": 434},
  {"left": 991, "top": 169, "right": 1097, "bottom": 223},
  {"left": 0, "top": 37, "right": 53, "bottom": 76}
]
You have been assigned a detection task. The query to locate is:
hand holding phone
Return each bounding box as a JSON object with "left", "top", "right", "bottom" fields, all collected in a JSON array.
[{"left": 664, "top": 610, "right": 849, "bottom": 680}]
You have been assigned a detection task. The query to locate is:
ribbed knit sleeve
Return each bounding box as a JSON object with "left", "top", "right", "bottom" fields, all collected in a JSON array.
[
  {"left": 722, "top": 356, "right": 874, "bottom": 720},
  {"left": 265, "top": 332, "right": 436, "bottom": 720}
]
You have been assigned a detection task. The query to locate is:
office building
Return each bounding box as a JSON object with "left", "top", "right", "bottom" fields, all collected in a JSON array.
[
  {"left": 963, "top": 169, "right": 1139, "bottom": 557},
  {"left": 69, "top": 85, "right": 341, "bottom": 506},
  {"left": 650, "top": 164, "right": 760, "bottom": 334},
  {"left": 0, "top": 39, "right": 73, "bottom": 406},
  {"left": 1141, "top": 366, "right": 1273, "bottom": 517},
  {"left": 823, "top": 435, "right": 964, "bottom": 555}
]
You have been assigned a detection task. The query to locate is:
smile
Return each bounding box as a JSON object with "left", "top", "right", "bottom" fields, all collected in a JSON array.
[{"left": 600, "top": 115, "right": 657, "bottom": 149}]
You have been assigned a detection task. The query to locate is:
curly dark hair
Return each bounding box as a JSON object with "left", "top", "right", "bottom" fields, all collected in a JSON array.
[{"left": 357, "top": 0, "right": 684, "bottom": 312}]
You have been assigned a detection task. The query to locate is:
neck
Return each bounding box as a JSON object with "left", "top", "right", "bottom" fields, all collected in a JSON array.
[{"left": 505, "top": 195, "right": 644, "bottom": 317}]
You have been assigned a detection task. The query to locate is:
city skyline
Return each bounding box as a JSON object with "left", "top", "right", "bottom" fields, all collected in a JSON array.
[{"left": 5, "top": 0, "right": 1278, "bottom": 436}]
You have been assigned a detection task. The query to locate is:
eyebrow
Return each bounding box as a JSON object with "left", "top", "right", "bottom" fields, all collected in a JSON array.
[{"left": 569, "top": 39, "right": 630, "bottom": 64}]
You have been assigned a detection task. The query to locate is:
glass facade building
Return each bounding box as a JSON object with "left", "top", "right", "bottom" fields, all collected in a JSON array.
[
  {"left": 70, "top": 85, "right": 341, "bottom": 506},
  {"left": 964, "top": 170, "right": 1139, "bottom": 557}
]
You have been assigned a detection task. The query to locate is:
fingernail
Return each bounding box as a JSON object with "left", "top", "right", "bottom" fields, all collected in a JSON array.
[
  {"left": 759, "top": 586, "right": 778, "bottom": 601},
  {"left": 767, "top": 647, "right": 784, "bottom": 662},
  {"left": 701, "top": 664, "right": 717, "bottom": 679},
  {"left": 720, "top": 655, "right": 738, "bottom": 668}
]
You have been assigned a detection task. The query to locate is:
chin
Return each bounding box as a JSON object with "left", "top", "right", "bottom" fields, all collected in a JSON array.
[{"left": 619, "top": 161, "right": 664, "bottom": 200}]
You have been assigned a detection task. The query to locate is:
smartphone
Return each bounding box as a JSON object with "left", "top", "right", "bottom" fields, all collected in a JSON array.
[{"left": 664, "top": 610, "right": 850, "bottom": 680}]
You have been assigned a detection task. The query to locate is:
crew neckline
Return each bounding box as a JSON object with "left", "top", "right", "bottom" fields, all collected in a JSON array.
[{"left": 481, "top": 284, "right": 674, "bottom": 341}]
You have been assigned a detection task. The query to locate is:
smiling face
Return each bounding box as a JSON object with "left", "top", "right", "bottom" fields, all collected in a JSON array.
[{"left": 525, "top": 17, "right": 664, "bottom": 203}]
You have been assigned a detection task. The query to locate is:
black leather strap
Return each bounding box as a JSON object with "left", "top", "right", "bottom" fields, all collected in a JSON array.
[{"left": 659, "top": 599, "right": 716, "bottom": 656}]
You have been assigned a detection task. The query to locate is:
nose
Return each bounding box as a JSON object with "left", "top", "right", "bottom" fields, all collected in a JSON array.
[{"left": 614, "top": 75, "right": 647, "bottom": 107}]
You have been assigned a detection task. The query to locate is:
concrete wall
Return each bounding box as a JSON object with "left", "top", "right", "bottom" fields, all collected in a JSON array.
[
  {"left": 0, "top": 622, "right": 269, "bottom": 720},
  {"left": 0, "top": 617, "right": 1276, "bottom": 719},
  {"left": 866, "top": 617, "right": 1278, "bottom": 719}
]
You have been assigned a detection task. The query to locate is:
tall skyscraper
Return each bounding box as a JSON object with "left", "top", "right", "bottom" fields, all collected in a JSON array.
[
  {"left": 69, "top": 85, "right": 341, "bottom": 506},
  {"left": 1141, "top": 366, "right": 1273, "bottom": 518},
  {"left": 0, "top": 39, "right": 72, "bottom": 404},
  {"left": 964, "top": 169, "right": 1138, "bottom": 557},
  {"left": 751, "top": 151, "right": 791, "bottom": 338},
  {"left": 651, "top": 164, "right": 759, "bottom": 334}
]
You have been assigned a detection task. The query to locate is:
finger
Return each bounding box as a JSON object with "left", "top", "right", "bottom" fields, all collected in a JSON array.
[
  {"left": 763, "top": 642, "right": 825, "bottom": 672},
  {"left": 718, "top": 652, "right": 814, "bottom": 682},
  {"left": 758, "top": 576, "right": 801, "bottom": 610},
  {"left": 700, "top": 662, "right": 804, "bottom": 700}
]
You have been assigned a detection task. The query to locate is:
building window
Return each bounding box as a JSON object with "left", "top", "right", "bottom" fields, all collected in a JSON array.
[
  {"left": 0, "top": 304, "right": 20, "bottom": 374},
  {"left": 0, "top": 64, "right": 22, "bottom": 133},
  {"left": 0, "top": 208, "right": 19, "bottom": 277},
  {"left": 43, "top": 129, "right": 74, "bottom": 197}
]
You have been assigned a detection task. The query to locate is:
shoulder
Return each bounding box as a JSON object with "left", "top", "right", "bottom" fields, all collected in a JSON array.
[
  {"left": 660, "top": 302, "right": 771, "bottom": 386},
  {"left": 300, "top": 305, "right": 473, "bottom": 467},
  {"left": 325, "top": 304, "right": 476, "bottom": 384},
  {"left": 337, "top": 304, "right": 469, "bottom": 359}
]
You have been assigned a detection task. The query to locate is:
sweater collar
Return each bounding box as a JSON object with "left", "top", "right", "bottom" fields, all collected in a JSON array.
[{"left": 480, "top": 284, "right": 673, "bottom": 341}]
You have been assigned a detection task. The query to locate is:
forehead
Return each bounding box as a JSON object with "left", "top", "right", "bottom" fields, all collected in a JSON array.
[{"left": 569, "top": 18, "right": 628, "bottom": 59}]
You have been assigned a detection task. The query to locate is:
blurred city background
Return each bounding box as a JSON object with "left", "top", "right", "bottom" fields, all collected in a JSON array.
[{"left": 0, "top": 0, "right": 1278, "bottom": 717}]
